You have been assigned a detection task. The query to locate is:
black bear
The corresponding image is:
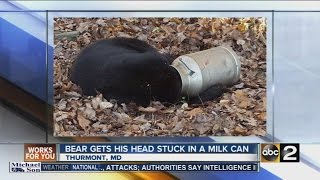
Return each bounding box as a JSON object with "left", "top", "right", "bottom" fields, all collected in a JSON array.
[{"left": 70, "top": 37, "right": 225, "bottom": 107}]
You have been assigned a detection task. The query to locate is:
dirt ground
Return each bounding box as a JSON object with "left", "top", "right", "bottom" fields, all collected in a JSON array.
[{"left": 53, "top": 17, "right": 266, "bottom": 137}]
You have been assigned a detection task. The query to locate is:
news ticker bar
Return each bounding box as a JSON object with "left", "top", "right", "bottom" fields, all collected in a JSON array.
[
  {"left": 9, "top": 162, "right": 259, "bottom": 172},
  {"left": 23, "top": 143, "right": 300, "bottom": 163}
]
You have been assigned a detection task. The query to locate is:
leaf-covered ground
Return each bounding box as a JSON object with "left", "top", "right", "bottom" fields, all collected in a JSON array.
[{"left": 53, "top": 17, "right": 266, "bottom": 137}]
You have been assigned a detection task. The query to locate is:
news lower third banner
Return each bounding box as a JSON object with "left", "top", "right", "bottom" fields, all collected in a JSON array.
[
  {"left": 23, "top": 143, "right": 258, "bottom": 162},
  {"left": 59, "top": 143, "right": 258, "bottom": 162},
  {"left": 11, "top": 143, "right": 260, "bottom": 172}
]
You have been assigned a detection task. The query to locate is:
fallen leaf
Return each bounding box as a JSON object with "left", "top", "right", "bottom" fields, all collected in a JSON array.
[
  {"left": 181, "top": 103, "right": 188, "bottom": 110},
  {"left": 151, "top": 101, "right": 165, "bottom": 111},
  {"left": 185, "top": 108, "right": 203, "bottom": 117},
  {"left": 219, "top": 99, "right": 230, "bottom": 104},
  {"left": 234, "top": 83, "right": 245, "bottom": 89},
  {"left": 138, "top": 106, "right": 157, "bottom": 113},
  {"left": 78, "top": 113, "right": 90, "bottom": 129},
  {"left": 177, "top": 32, "right": 186, "bottom": 43},
  {"left": 234, "top": 126, "right": 248, "bottom": 135},
  {"left": 223, "top": 128, "right": 232, "bottom": 135},
  {"left": 140, "top": 123, "right": 151, "bottom": 131},
  {"left": 257, "top": 112, "right": 266, "bottom": 121},
  {"left": 63, "top": 91, "right": 81, "bottom": 97},
  {"left": 194, "top": 123, "right": 211, "bottom": 134},
  {"left": 99, "top": 102, "right": 114, "bottom": 109},
  {"left": 55, "top": 113, "right": 68, "bottom": 122},
  {"left": 57, "top": 100, "right": 67, "bottom": 110},
  {"left": 233, "top": 90, "right": 250, "bottom": 109},
  {"left": 156, "top": 123, "right": 166, "bottom": 129},
  {"left": 113, "top": 112, "right": 130, "bottom": 120},
  {"left": 84, "top": 107, "right": 96, "bottom": 120},
  {"left": 162, "top": 109, "right": 175, "bottom": 114},
  {"left": 172, "top": 121, "right": 184, "bottom": 132},
  {"left": 133, "top": 114, "right": 148, "bottom": 123},
  {"left": 91, "top": 95, "right": 102, "bottom": 109},
  {"left": 92, "top": 122, "right": 101, "bottom": 128},
  {"left": 161, "top": 25, "right": 175, "bottom": 34},
  {"left": 177, "top": 24, "right": 187, "bottom": 32},
  {"left": 244, "top": 118, "right": 258, "bottom": 127},
  {"left": 131, "top": 124, "right": 140, "bottom": 131},
  {"left": 237, "top": 39, "right": 246, "bottom": 45}
]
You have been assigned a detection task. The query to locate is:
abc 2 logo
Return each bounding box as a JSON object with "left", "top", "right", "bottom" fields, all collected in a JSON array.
[{"left": 260, "top": 144, "right": 299, "bottom": 163}]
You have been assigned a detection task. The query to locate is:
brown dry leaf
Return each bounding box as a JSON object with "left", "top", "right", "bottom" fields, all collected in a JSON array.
[
  {"left": 237, "top": 39, "right": 246, "bottom": 45},
  {"left": 156, "top": 123, "right": 166, "bottom": 130},
  {"left": 140, "top": 122, "right": 151, "bottom": 131},
  {"left": 60, "top": 82, "right": 72, "bottom": 92},
  {"left": 185, "top": 108, "right": 203, "bottom": 117},
  {"left": 84, "top": 107, "right": 96, "bottom": 120},
  {"left": 78, "top": 112, "right": 90, "bottom": 130},
  {"left": 230, "top": 29, "right": 241, "bottom": 40},
  {"left": 138, "top": 106, "right": 157, "bottom": 113},
  {"left": 257, "top": 112, "right": 266, "bottom": 121},
  {"left": 117, "top": 32, "right": 132, "bottom": 38},
  {"left": 219, "top": 99, "right": 230, "bottom": 105},
  {"left": 251, "top": 128, "right": 266, "bottom": 136},
  {"left": 92, "top": 122, "right": 101, "bottom": 128},
  {"left": 133, "top": 114, "right": 148, "bottom": 123},
  {"left": 194, "top": 123, "right": 211, "bottom": 135},
  {"left": 233, "top": 90, "right": 250, "bottom": 109},
  {"left": 162, "top": 109, "right": 175, "bottom": 114},
  {"left": 223, "top": 128, "right": 232, "bottom": 136},
  {"left": 91, "top": 94, "right": 103, "bottom": 109},
  {"left": 211, "top": 19, "right": 221, "bottom": 31},
  {"left": 244, "top": 118, "right": 258, "bottom": 127},
  {"left": 137, "top": 34, "right": 148, "bottom": 42},
  {"left": 213, "top": 124, "right": 220, "bottom": 131},
  {"left": 177, "top": 24, "right": 187, "bottom": 32},
  {"left": 262, "top": 97, "right": 267, "bottom": 110},
  {"left": 191, "top": 32, "right": 203, "bottom": 40},
  {"left": 99, "top": 102, "right": 113, "bottom": 109},
  {"left": 234, "top": 83, "right": 245, "bottom": 89},
  {"left": 238, "top": 22, "right": 249, "bottom": 33},
  {"left": 239, "top": 101, "right": 250, "bottom": 109},
  {"left": 57, "top": 100, "right": 67, "bottom": 110},
  {"left": 234, "top": 126, "right": 248, "bottom": 135},
  {"left": 113, "top": 112, "right": 130, "bottom": 121},
  {"left": 63, "top": 91, "right": 81, "bottom": 97},
  {"left": 129, "top": 25, "right": 141, "bottom": 32},
  {"left": 77, "top": 22, "right": 90, "bottom": 33},
  {"left": 55, "top": 112, "right": 68, "bottom": 122},
  {"left": 131, "top": 124, "right": 140, "bottom": 131},
  {"left": 161, "top": 25, "right": 175, "bottom": 34},
  {"left": 171, "top": 18, "right": 182, "bottom": 24},
  {"left": 151, "top": 101, "right": 165, "bottom": 111},
  {"left": 96, "top": 19, "right": 106, "bottom": 26},
  {"left": 203, "top": 38, "right": 212, "bottom": 45},
  {"left": 177, "top": 32, "right": 186, "bottom": 43},
  {"left": 181, "top": 103, "right": 189, "bottom": 110},
  {"left": 172, "top": 121, "right": 184, "bottom": 132}
]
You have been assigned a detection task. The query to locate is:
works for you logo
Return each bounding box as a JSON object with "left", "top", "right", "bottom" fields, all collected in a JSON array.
[{"left": 9, "top": 162, "right": 41, "bottom": 173}]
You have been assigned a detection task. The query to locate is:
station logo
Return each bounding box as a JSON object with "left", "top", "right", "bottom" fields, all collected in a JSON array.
[{"left": 260, "top": 144, "right": 299, "bottom": 163}]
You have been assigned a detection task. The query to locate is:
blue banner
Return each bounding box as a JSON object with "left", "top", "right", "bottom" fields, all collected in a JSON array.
[{"left": 59, "top": 143, "right": 258, "bottom": 154}]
